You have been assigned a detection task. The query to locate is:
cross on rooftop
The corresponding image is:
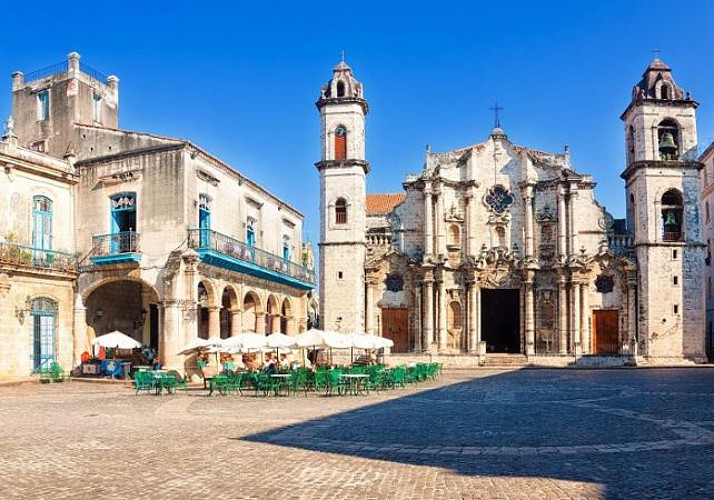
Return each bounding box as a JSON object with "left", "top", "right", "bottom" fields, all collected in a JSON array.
[{"left": 490, "top": 102, "right": 504, "bottom": 128}]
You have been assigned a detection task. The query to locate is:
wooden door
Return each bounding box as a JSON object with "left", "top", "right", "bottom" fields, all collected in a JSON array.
[
  {"left": 382, "top": 308, "right": 409, "bottom": 353},
  {"left": 593, "top": 310, "right": 619, "bottom": 354}
]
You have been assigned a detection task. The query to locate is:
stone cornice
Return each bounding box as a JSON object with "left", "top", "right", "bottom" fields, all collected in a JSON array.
[
  {"left": 315, "top": 159, "right": 370, "bottom": 174},
  {"left": 315, "top": 97, "right": 369, "bottom": 114},
  {"left": 621, "top": 159, "right": 703, "bottom": 180}
]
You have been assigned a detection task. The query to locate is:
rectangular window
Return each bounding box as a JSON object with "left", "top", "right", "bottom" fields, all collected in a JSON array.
[
  {"left": 92, "top": 92, "right": 102, "bottom": 122},
  {"left": 673, "top": 276, "right": 679, "bottom": 286},
  {"left": 338, "top": 271, "right": 343, "bottom": 280},
  {"left": 673, "top": 304, "right": 679, "bottom": 315},
  {"left": 37, "top": 90, "right": 49, "bottom": 121},
  {"left": 672, "top": 249, "right": 678, "bottom": 260}
]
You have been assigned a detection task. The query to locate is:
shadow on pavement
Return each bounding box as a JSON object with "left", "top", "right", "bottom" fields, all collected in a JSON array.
[{"left": 242, "top": 368, "right": 714, "bottom": 499}]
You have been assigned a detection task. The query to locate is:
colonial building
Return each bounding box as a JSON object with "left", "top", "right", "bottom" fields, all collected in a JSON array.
[
  {"left": 0, "top": 52, "right": 316, "bottom": 379},
  {"left": 699, "top": 141, "right": 714, "bottom": 361},
  {"left": 317, "top": 58, "right": 707, "bottom": 365}
]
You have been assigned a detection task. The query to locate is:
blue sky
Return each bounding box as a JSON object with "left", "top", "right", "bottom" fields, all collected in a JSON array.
[{"left": 1, "top": 1, "right": 713, "bottom": 244}]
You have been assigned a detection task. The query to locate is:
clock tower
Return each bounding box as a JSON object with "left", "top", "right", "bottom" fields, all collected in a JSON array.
[{"left": 315, "top": 60, "right": 369, "bottom": 334}]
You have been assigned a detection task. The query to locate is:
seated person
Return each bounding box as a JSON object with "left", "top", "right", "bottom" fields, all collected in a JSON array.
[
  {"left": 243, "top": 354, "right": 260, "bottom": 372},
  {"left": 278, "top": 353, "right": 290, "bottom": 370},
  {"left": 262, "top": 354, "right": 277, "bottom": 374}
]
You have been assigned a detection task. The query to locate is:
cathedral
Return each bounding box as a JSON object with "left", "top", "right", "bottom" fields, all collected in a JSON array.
[{"left": 317, "top": 58, "right": 707, "bottom": 366}]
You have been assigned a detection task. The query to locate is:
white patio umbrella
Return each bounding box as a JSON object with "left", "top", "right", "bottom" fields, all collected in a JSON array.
[
  {"left": 178, "top": 337, "right": 217, "bottom": 355},
  {"left": 293, "top": 328, "right": 330, "bottom": 348},
  {"left": 350, "top": 333, "right": 394, "bottom": 350},
  {"left": 92, "top": 330, "right": 142, "bottom": 350},
  {"left": 222, "top": 333, "right": 268, "bottom": 350},
  {"left": 265, "top": 332, "right": 296, "bottom": 349}
]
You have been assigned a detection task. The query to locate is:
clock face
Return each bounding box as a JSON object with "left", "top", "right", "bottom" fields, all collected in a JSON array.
[{"left": 335, "top": 126, "right": 346, "bottom": 137}]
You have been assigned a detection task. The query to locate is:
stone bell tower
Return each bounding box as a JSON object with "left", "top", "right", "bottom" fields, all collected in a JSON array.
[
  {"left": 315, "top": 59, "right": 369, "bottom": 334},
  {"left": 621, "top": 58, "right": 706, "bottom": 361}
]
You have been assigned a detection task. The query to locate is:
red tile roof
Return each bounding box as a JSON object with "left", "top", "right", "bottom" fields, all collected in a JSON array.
[{"left": 366, "top": 193, "right": 405, "bottom": 214}]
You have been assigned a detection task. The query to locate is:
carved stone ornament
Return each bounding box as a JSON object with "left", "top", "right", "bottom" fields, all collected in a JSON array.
[
  {"left": 196, "top": 169, "right": 220, "bottom": 186},
  {"left": 536, "top": 204, "right": 557, "bottom": 222},
  {"left": 598, "top": 212, "right": 615, "bottom": 231},
  {"left": 595, "top": 274, "right": 615, "bottom": 293}
]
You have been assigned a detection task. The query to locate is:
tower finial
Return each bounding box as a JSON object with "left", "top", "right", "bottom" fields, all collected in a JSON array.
[
  {"left": 341, "top": 50, "right": 345, "bottom": 63},
  {"left": 490, "top": 102, "right": 504, "bottom": 128}
]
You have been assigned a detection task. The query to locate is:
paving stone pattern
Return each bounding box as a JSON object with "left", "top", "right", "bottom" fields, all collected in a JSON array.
[{"left": 1, "top": 369, "right": 713, "bottom": 499}]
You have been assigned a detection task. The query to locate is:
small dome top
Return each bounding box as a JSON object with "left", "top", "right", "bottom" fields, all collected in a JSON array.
[
  {"left": 490, "top": 127, "right": 507, "bottom": 140},
  {"left": 318, "top": 59, "right": 366, "bottom": 108},
  {"left": 646, "top": 57, "right": 671, "bottom": 71},
  {"left": 333, "top": 60, "right": 351, "bottom": 71}
]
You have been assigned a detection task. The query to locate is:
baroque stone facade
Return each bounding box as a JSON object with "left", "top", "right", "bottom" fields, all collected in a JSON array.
[
  {"left": 318, "top": 58, "right": 707, "bottom": 365},
  {"left": 0, "top": 53, "right": 316, "bottom": 379}
]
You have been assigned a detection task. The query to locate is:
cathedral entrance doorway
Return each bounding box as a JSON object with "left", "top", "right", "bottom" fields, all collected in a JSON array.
[
  {"left": 593, "top": 310, "right": 619, "bottom": 354},
  {"left": 382, "top": 308, "right": 409, "bottom": 353},
  {"left": 481, "top": 289, "right": 521, "bottom": 353}
]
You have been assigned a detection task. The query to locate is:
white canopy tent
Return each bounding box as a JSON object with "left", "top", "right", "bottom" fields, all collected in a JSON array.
[{"left": 92, "top": 331, "right": 142, "bottom": 350}]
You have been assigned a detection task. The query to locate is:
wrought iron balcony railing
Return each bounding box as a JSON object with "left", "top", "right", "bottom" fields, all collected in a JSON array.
[
  {"left": 188, "top": 229, "right": 316, "bottom": 285},
  {"left": 91, "top": 231, "right": 140, "bottom": 257},
  {"left": 0, "top": 242, "right": 77, "bottom": 272}
]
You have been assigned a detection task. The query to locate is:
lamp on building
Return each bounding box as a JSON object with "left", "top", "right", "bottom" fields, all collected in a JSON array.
[
  {"left": 95, "top": 308, "right": 104, "bottom": 323},
  {"left": 14, "top": 295, "right": 32, "bottom": 322},
  {"left": 134, "top": 308, "right": 148, "bottom": 329}
]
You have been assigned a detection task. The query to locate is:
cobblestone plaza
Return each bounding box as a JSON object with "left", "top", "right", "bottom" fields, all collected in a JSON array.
[{"left": 1, "top": 369, "right": 713, "bottom": 499}]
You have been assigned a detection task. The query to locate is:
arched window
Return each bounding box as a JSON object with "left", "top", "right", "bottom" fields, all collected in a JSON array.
[
  {"left": 657, "top": 119, "right": 680, "bottom": 160},
  {"left": 334, "top": 125, "right": 347, "bottom": 160},
  {"left": 335, "top": 198, "right": 348, "bottom": 224},
  {"left": 336, "top": 80, "right": 345, "bottom": 97},
  {"left": 660, "top": 84, "right": 670, "bottom": 100},
  {"left": 661, "top": 189, "right": 683, "bottom": 242},
  {"left": 30, "top": 297, "right": 57, "bottom": 372}
]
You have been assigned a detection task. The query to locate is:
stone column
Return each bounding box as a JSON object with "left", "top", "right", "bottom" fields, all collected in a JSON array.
[
  {"left": 256, "top": 312, "right": 266, "bottom": 334},
  {"left": 524, "top": 185, "right": 535, "bottom": 258},
  {"left": 525, "top": 279, "right": 535, "bottom": 356},
  {"left": 558, "top": 186, "right": 567, "bottom": 260},
  {"left": 467, "top": 186, "right": 478, "bottom": 257},
  {"left": 437, "top": 278, "right": 448, "bottom": 351},
  {"left": 572, "top": 280, "right": 581, "bottom": 355},
  {"left": 627, "top": 278, "right": 638, "bottom": 355},
  {"left": 208, "top": 306, "right": 221, "bottom": 339},
  {"left": 580, "top": 282, "right": 589, "bottom": 352},
  {"left": 72, "top": 293, "right": 87, "bottom": 366},
  {"left": 424, "top": 272, "right": 435, "bottom": 350},
  {"left": 414, "top": 287, "right": 423, "bottom": 351},
  {"left": 365, "top": 277, "right": 376, "bottom": 334},
  {"left": 160, "top": 300, "right": 180, "bottom": 370},
  {"left": 436, "top": 187, "right": 446, "bottom": 257},
  {"left": 424, "top": 187, "right": 434, "bottom": 256},
  {"left": 558, "top": 276, "right": 568, "bottom": 354},
  {"left": 230, "top": 309, "right": 243, "bottom": 336},
  {"left": 569, "top": 188, "right": 579, "bottom": 256},
  {"left": 468, "top": 281, "right": 479, "bottom": 353}
]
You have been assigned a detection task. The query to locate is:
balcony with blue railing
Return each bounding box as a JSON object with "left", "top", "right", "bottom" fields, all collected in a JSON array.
[
  {"left": 0, "top": 242, "right": 77, "bottom": 273},
  {"left": 89, "top": 231, "right": 141, "bottom": 265},
  {"left": 187, "top": 229, "right": 315, "bottom": 290}
]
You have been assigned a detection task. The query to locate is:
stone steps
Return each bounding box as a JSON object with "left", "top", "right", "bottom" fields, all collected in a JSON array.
[{"left": 484, "top": 354, "right": 529, "bottom": 368}]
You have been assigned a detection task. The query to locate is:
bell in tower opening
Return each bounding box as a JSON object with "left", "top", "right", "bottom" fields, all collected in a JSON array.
[{"left": 657, "top": 119, "right": 679, "bottom": 160}]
